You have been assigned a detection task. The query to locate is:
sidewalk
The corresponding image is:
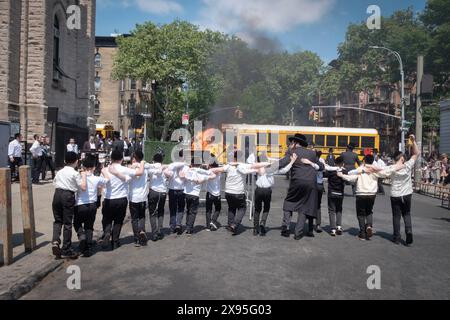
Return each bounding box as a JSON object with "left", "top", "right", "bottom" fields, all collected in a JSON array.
[{"left": 0, "top": 180, "right": 103, "bottom": 299}]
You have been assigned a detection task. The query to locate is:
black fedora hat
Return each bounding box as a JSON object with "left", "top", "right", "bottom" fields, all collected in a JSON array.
[
  {"left": 289, "top": 133, "right": 308, "bottom": 147},
  {"left": 347, "top": 143, "right": 355, "bottom": 150}
]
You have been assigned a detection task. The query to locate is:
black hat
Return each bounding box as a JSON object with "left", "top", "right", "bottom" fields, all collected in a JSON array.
[
  {"left": 289, "top": 133, "right": 308, "bottom": 148},
  {"left": 347, "top": 143, "right": 355, "bottom": 150}
]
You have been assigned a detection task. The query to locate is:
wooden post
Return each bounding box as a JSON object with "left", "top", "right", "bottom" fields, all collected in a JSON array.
[
  {"left": 0, "top": 168, "right": 13, "bottom": 266},
  {"left": 19, "top": 166, "right": 36, "bottom": 252}
]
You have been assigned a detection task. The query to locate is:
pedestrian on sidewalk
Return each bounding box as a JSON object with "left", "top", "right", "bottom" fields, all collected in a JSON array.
[
  {"left": 30, "top": 134, "right": 44, "bottom": 184},
  {"left": 52, "top": 152, "right": 87, "bottom": 259},
  {"left": 8, "top": 133, "right": 23, "bottom": 182}
]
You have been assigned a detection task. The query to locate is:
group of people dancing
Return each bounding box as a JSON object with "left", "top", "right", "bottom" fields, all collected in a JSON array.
[{"left": 50, "top": 132, "right": 420, "bottom": 259}]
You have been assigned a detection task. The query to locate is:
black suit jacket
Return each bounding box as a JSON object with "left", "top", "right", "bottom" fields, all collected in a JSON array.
[{"left": 279, "top": 147, "right": 324, "bottom": 182}]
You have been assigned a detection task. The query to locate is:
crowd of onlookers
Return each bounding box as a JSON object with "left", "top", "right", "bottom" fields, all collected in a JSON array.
[
  {"left": 7, "top": 132, "right": 144, "bottom": 184},
  {"left": 418, "top": 153, "right": 449, "bottom": 186}
]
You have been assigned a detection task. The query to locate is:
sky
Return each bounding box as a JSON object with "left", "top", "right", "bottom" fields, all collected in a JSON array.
[{"left": 96, "top": 0, "right": 427, "bottom": 63}]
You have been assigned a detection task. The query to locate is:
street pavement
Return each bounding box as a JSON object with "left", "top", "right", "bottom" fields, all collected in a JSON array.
[{"left": 21, "top": 177, "right": 450, "bottom": 300}]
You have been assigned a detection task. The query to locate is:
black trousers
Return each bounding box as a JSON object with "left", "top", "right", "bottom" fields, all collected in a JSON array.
[
  {"left": 41, "top": 156, "right": 56, "bottom": 180},
  {"left": 356, "top": 195, "right": 376, "bottom": 233},
  {"left": 169, "top": 189, "right": 185, "bottom": 230},
  {"left": 102, "top": 198, "right": 128, "bottom": 245},
  {"left": 390, "top": 194, "right": 413, "bottom": 239},
  {"left": 205, "top": 192, "right": 221, "bottom": 226},
  {"left": 148, "top": 189, "right": 167, "bottom": 234},
  {"left": 184, "top": 195, "right": 200, "bottom": 232},
  {"left": 129, "top": 201, "right": 147, "bottom": 241},
  {"left": 74, "top": 203, "right": 97, "bottom": 248},
  {"left": 254, "top": 187, "right": 272, "bottom": 227},
  {"left": 377, "top": 178, "right": 385, "bottom": 194},
  {"left": 225, "top": 193, "right": 247, "bottom": 228},
  {"left": 52, "top": 189, "right": 76, "bottom": 253},
  {"left": 316, "top": 184, "right": 324, "bottom": 225},
  {"left": 328, "top": 196, "right": 343, "bottom": 230},
  {"left": 282, "top": 211, "right": 314, "bottom": 236},
  {"left": 8, "top": 157, "right": 23, "bottom": 180},
  {"left": 32, "top": 156, "right": 43, "bottom": 183}
]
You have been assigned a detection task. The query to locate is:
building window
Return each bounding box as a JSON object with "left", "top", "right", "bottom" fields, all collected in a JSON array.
[
  {"left": 94, "top": 51, "right": 101, "bottom": 68},
  {"left": 94, "top": 73, "right": 101, "bottom": 92},
  {"left": 94, "top": 100, "right": 100, "bottom": 115},
  {"left": 120, "top": 80, "right": 125, "bottom": 91},
  {"left": 53, "top": 15, "right": 61, "bottom": 81},
  {"left": 130, "top": 79, "right": 137, "bottom": 90}
]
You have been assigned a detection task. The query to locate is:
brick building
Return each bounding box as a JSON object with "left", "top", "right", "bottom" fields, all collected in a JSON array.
[
  {"left": 315, "top": 82, "right": 412, "bottom": 154},
  {"left": 0, "top": 0, "right": 96, "bottom": 166},
  {"left": 94, "top": 35, "right": 150, "bottom": 139}
]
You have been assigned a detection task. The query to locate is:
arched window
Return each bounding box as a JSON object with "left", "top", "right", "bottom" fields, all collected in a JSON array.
[
  {"left": 94, "top": 72, "right": 101, "bottom": 92},
  {"left": 53, "top": 15, "right": 61, "bottom": 80},
  {"left": 94, "top": 99, "right": 100, "bottom": 115},
  {"left": 94, "top": 51, "right": 101, "bottom": 67}
]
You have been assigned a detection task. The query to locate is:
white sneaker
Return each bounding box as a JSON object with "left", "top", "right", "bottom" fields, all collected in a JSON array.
[
  {"left": 330, "top": 229, "right": 337, "bottom": 237},
  {"left": 210, "top": 222, "right": 218, "bottom": 231}
]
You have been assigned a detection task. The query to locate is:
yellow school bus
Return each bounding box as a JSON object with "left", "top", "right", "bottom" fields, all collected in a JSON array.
[
  {"left": 96, "top": 124, "right": 115, "bottom": 140},
  {"left": 215, "top": 124, "right": 380, "bottom": 162}
]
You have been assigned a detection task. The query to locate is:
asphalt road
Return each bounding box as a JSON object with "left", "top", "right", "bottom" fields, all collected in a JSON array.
[{"left": 22, "top": 177, "right": 450, "bottom": 300}]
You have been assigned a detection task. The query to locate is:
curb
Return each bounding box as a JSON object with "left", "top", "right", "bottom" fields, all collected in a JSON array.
[{"left": 0, "top": 258, "right": 64, "bottom": 300}]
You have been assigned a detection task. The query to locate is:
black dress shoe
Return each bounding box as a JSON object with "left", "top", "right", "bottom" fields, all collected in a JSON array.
[
  {"left": 307, "top": 231, "right": 315, "bottom": 237},
  {"left": 392, "top": 237, "right": 401, "bottom": 245},
  {"left": 406, "top": 232, "right": 414, "bottom": 246},
  {"left": 152, "top": 234, "right": 159, "bottom": 242},
  {"left": 281, "top": 230, "right": 290, "bottom": 238},
  {"left": 61, "top": 250, "right": 79, "bottom": 260},
  {"left": 260, "top": 226, "right": 267, "bottom": 236},
  {"left": 315, "top": 225, "right": 323, "bottom": 233},
  {"left": 294, "top": 233, "right": 304, "bottom": 240},
  {"left": 253, "top": 227, "right": 259, "bottom": 236},
  {"left": 175, "top": 227, "right": 183, "bottom": 235},
  {"left": 157, "top": 233, "right": 164, "bottom": 240}
]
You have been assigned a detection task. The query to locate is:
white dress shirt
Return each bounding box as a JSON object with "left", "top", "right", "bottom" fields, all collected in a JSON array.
[
  {"left": 184, "top": 168, "right": 211, "bottom": 197},
  {"left": 255, "top": 163, "right": 293, "bottom": 189},
  {"left": 129, "top": 169, "right": 149, "bottom": 204},
  {"left": 223, "top": 164, "right": 256, "bottom": 195},
  {"left": 149, "top": 164, "right": 168, "bottom": 193},
  {"left": 8, "top": 139, "right": 22, "bottom": 158},
  {"left": 206, "top": 171, "right": 221, "bottom": 196},
  {"left": 67, "top": 143, "right": 79, "bottom": 154},
  {"left": 77, "top": 174, "right": 107, "bottom": 206},
  {"left": 167, "top": 162, "right": 189, "bottom": 190},
  {"left": 30, "top": 141, "right": 43, "bottom": 157},
  {"left": 53, "top": 166, "right": 83, "bottom": 193},
  {"left": 390, "top": 158, "right": 415, "bottom": 198},
  {"left": 104, "top": 164, "right": 137, "bottom": 200}
]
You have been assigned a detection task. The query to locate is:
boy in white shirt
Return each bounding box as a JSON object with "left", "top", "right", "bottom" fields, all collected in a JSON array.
[
  {"left": 169, "top": 157, "right": 216, "bottom": 235},
  {"left": 74, "top": 156, "right": 108, "bottom": 257},
  {"left": 205, "top": 160, "right": 222, "bottom": 231},
  {"left": 148, "top": 153, "right": 170, "bottom": 242},
  {"left": 52, "top": 152, "right": 87, "bottom": 259},
  {"left": 167, "top": 150, "right": 189, "bottom": 233},
  {"left": 102, "top": 150, "right": 145, "bottom": 250},
  {"left": 212, "top": 151, "right": 271, "bottom": 236},
  {"left": 253, "top": 153, "right": 296, "bottom": 236}
]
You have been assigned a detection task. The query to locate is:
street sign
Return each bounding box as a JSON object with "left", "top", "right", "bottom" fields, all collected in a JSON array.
[{"left": 182, "top": 114, "right": 189, "bottom": 126}]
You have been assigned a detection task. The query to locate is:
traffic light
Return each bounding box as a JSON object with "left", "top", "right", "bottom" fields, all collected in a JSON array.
[
  {"left": 309, "top": 110, "right": 319, "bottom": 122},
  {"left": 314, "top": 111, "right": 319, "bottom": 122}
]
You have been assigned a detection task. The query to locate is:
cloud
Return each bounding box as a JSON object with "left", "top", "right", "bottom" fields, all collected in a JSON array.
[
  {"left": 198, "top": 0, "right": 335, "bottom": 33},
  {"left": 98, "top": 0, "right": 183, "bottom": 15},
  {"left": 135, "top": 0, "right": 183, "bottom": 15}
]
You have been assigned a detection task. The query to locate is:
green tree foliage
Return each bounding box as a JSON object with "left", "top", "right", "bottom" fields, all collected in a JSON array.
[{"left": 112, "top": 20, "right": 225, "bottom": 141}]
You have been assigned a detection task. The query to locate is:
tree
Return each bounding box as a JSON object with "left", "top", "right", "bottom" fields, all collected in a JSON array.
[{"left": 113, "top": 21, "right": 224, "bottom": 141}]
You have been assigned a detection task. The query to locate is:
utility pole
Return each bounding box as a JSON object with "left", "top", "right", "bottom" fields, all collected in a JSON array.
[{"left": 415, "top": 55, "right": 424, "bottom": 184}]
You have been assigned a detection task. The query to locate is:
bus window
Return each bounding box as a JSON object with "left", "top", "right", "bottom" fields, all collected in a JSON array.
[
  {"left": 338, "top": 136, "right": 349, "bottom": 148},
  {"left": 268, "top": 133, "right": 279, "bottom": 151},
  {"left": 350, "top": 136, "right": 360, "bottom": 148},
  {"left": 361, "top": 136, "right": 375, "bottom": 148},
  {"left": 257, "top": 132, "right": 267, "bottom": 146},
  {"left": 326, "top": 135, "right": 336, "bottom": 147},
  {"left": 305, "top": 135, "right": 313, "bottom": 146},
  {"left": 315, "top": 135, "right": 325, "bottom": 146}
]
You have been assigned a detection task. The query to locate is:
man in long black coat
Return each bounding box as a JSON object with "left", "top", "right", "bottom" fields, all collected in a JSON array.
[{"left": 279, "top": 134, "right": 324, "bottom": 240}]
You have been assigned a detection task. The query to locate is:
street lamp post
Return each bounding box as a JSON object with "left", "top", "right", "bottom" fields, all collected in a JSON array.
[{"left": 369, "top": 46, "right": 406, "bottom": 153}]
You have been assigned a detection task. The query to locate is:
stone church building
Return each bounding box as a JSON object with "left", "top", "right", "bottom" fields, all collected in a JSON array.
[{"left": 0, "top": 0, "right": 96, "bottom": 166}]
